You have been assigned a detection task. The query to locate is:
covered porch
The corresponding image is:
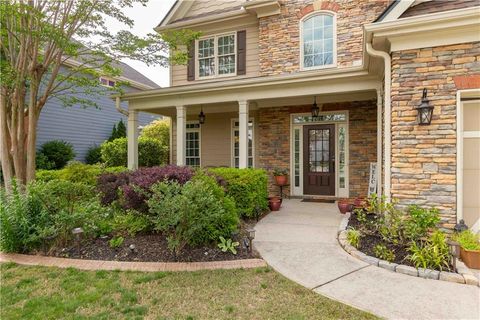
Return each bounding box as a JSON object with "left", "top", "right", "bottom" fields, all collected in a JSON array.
[{"left": 119, "top": 70, "right": 386, "bottom": 199}]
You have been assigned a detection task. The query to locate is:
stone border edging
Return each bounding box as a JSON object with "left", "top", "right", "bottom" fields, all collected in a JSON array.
[
  {"left": 0, "top": 253, "right": 267, "bottom": 272},
  {"left": 337, "top": 213, "right": 479, "bottom": 287}
]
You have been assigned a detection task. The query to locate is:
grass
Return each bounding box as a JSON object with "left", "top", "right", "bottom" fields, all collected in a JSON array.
[{"left": 0, "top": 262, "right": 378, "bottom": 320}]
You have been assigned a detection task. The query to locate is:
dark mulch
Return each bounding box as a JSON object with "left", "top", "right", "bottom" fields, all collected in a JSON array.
[
  {"left": 46, "top": 219, "right": 260, "bottom": 263},
  {"left": 348, "top": 212, "right": 414, "bottom": 267}
]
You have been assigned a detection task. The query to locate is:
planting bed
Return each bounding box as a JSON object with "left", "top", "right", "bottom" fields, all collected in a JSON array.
[{"left": 45, "top": 221, "right": 259, "bottom": 263}]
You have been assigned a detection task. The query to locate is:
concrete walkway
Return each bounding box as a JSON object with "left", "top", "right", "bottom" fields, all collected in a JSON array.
[{"left": 254, "top": 199, "right": 480, "bottom": 320}]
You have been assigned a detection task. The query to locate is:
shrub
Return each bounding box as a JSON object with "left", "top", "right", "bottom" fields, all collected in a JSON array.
[
  {"left": 85, "top": 145, "right": 103, "bottom": 164},
  {"left": 36, "top": 163, "right": 127, "bottom": 186},
  {"left": 373, "top": 244, "right": 395, "bottom": 262},
  {"left": 97, "top": 171, "right": 131, "bottom": 206},
  {"left": 147, "top": 173, "right": 239, "bottom": 253},
  {"left": 108, "top": 119, "right": 127, "bottom": 142},
  {"left": 454, "top": 230, "right": 480, "bottom": 250},
  {"left": 141, "top": 118, "right": 170, "bottom": 146},
  {"left": 346, "top": 228, "right": 361, "bottom": 249},
  {"left": 101, "top": 137, "right": 168, "bottom": 167},
  {"left": 37, "top": 140, "right": 75, "bottom": 169},
  {"left": 209, "top": 168, "right": 268, "bottom": 218},
  {"left": 407, "top": 230, "right": 451, "bottom": 271},
  {"left": 404, "top": 205, "right": 440, "bottom": 241}
]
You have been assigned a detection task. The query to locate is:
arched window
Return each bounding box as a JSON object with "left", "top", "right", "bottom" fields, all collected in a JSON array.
[{"left": 301, "top": 12, "right": 336, "bottom": 69}]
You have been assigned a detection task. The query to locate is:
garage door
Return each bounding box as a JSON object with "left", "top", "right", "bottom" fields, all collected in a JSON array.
[{"left": 461, "top": 100, "right": 480, "bottom": 232}]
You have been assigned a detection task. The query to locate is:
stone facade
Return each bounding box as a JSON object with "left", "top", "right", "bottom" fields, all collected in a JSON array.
[
  {"left": 390, "top": 42, "right": 480, "bottom": 229},
  {"left": 257, "top": 101, "right": 377, "bottom": 197},
  {"left": 258, "top": 0, "right": 389, "bottom": 76}
]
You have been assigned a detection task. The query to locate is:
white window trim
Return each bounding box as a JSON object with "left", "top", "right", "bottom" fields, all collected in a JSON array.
[
  {"left": 99, "top": 76, "right": 116, "bottom": 88},
  {"left": 290, "top": 111, "right": 349, "bottom": 197},
  {"left": 185, "top": 120, "right": 201, "bottom": 167},
  {"left": 231, "top": 118, "right": 255, "bottom": 168},
  {"left": 299, "top": 11, "right": 337, "bottom": 71},
  {"left": 196, "top": 32, "right": 237, "bottom": 80}
]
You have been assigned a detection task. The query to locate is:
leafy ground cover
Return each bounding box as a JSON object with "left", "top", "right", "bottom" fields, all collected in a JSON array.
[{"left": 0, "top": 263, "right": 378, "bottom": 320}]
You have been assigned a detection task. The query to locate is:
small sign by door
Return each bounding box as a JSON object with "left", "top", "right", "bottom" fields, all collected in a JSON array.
[{"left": 368, "top": 162, "right": 377, "bottom": 196}]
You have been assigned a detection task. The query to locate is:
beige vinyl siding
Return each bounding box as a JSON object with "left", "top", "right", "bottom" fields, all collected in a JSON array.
[
  {"left": 184, "top": 0, "right": 245, "bottom": 19},
  {"left": 171, "top": 24, "right": 259, "bottom": 87},
  {"left": 171, "top": 110, "right": 259, "bottom": 168}
]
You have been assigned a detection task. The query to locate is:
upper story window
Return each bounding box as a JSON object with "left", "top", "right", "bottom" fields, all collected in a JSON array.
[
  {"left": 99, "top": 77, "right": 116, "bottom": 87},
  {"left": 301, "top": 12, "right": 336, "bottom": 69},
  {"left": 197, "top": 33, "right": 236, "bottom": 78}
]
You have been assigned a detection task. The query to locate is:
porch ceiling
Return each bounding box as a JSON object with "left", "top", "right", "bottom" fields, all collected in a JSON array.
[{"left": 121, "top": 68, "right": 381, "bottom": 116}]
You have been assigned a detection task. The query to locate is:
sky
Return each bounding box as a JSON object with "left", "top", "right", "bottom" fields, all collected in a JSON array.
[{"left": 107, "top": 0, "right": 177, "bottom": 88}]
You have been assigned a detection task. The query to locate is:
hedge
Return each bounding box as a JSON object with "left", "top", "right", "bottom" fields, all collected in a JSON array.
[
  {"left": 100, "top": 137, "right": 168, "bottom": 168},
  {"left": 209, "top": 168, "right": 268, "bottom": 218},
  {"left": 36, "top": 163, "right": 127, "bottom": 186}
]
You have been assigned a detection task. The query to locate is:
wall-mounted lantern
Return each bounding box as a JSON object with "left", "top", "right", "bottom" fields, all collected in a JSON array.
[
  {"left": 198, "top": 105, "right": 205, "bottom": 124},
  {"left": 311, "top": 96, "right": 319, "bottom": 118},
  {"left": 416, "top": 88, "right": 434, "bottom": 125}
]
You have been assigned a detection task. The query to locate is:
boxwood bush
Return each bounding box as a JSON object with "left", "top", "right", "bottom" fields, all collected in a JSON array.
[
  {"left": 101, "top": 137, "right": 168, "bottom": 167},
  {"left": 36, "top": 163, "right": 127, "bottom": 186},
  {"left": 209, "top": 168, "right": 268, "bottom": 218},
  {"left": 36, "top": 140, "right": 75, "bottom": 170}
]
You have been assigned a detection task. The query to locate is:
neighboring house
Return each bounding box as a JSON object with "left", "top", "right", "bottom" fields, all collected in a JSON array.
[
  {"left": 118, "top": 0, "right": 480, "bottom": 232},
  {"left": 36, "top": 61, "right": 160, "bottom": 161}
]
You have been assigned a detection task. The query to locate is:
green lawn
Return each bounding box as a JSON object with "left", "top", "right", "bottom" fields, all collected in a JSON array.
[{"left": 0, "top": 263, "right": 378, "bottom": 320}]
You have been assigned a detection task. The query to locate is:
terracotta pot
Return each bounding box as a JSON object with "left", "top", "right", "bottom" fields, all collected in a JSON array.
[
  {"left": 269, "top": 199, "right": 281, "bottom": 211},
  {"left": 354, "top": 197, "right": 367, "bottom": 208},
  {"left": 337, "top": 201, "right": 352, "bottom": 214},
  {"left": 274, "top": 175, "right": 288, "bottom": 186},
  {"left": 460, "top": 247, "right": 480, "bottom": 269}
]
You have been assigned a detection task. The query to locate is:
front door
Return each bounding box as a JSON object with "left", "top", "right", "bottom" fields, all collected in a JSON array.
[{"left": 303, "top": 124, "right": 335, "bottom": 195}]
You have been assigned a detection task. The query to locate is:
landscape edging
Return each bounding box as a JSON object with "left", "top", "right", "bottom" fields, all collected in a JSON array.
[
  {"left": 0, "top": 253, "right": 267, "bottom": 272},
  {"left": 337, "top": 213, "right": 479, "bottom": 287}
]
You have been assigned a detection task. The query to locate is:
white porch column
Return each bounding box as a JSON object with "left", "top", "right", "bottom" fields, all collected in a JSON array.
[
  {"left": 176, "top": 106, "right": 186, "bottom": 166},
  {"left": 127, "top": 110, "right": 139, "bottom": 170},
  {"left": 377, "top": 89, "right": 383, "bottom": 199},
  {"left": 238, "top": 100, "right": 249, "bottom": 169}
]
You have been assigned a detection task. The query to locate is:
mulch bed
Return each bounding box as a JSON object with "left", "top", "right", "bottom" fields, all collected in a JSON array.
[
  {"left": 44, "top": 219, "right": 260, "bottom": 263},
  {"left": 348, "top": 212, "right": 413, "bottom": 267}
]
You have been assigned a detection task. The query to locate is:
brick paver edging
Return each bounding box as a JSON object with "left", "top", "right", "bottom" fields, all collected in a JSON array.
[
  {"left": 0, "top": 253, "right": 267, "bottom": 272},
  {"left": 337, "top": 213, "right": 479, "bottom": 287}
]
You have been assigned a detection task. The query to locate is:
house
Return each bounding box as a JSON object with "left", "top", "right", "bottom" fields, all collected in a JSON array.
[
  {"left": 117, "top": 0, "right": 480, "bottom": 232},
  {"left": 36, "top": 61, "right": 160, "bottom": 161}
]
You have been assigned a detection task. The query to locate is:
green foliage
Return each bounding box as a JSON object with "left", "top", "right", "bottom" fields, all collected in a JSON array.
[
  {"left": 272, "top": 168, "right": 288, "bottom": 176},
  {"left": 85, "top": 145, "right": 103, "bottom": 164},
  {"left": 36, "top": 163, "right": 127, "bottom": 186},
  {"left": 36, "top": 140, "right": 75, "bottom": 170},
  {"left": 209, "top": 168, "right": 268, "bottom": 218},
  {"left": 407, "top": 231, "right": 451, "bottom": 271},
  {"left": 0, "top": 179, "right": 99, "bottom": 253},
  {"left": 147, "top": 173, "right": 239, "bottom": 253},
  {"left": 109, "top": 236, "right": 124, "bottom": 249},
  {"left": 355, "top": 208, "right": 367, "bottom": 224},
  {"left": 110, "top": 211, "right": 151, "bottom": 237},
  {"left": 373, "top": 244, "right": 395, "bottom": 262},
  {"left": 346, "top": 228, "right": 361, "bottom": 249},
  {"left": 404, "top": 205, "right": 440, "bottom": 241},
  {"left": 140, "top": 118, "right": 170, "bottom": 146},
  {"left": 217, "top": 236, "right": 239, "bottom": 255},
  {"left": 108, "top": 120, "right": 127, "bottom": 142},
  {"left": 160, "top": 29, "right": 202, "bottom": 64},
  {"left": 101, "top": 137, "right": 168, "bottom": 168},
  {"left": 454, "top": 230, "right": 480, "bottom": 250}
]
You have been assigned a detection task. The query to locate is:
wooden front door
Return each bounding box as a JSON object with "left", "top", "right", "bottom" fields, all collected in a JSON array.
[{"left": 303, "top": 124, "right": 335, "bottom": 195}]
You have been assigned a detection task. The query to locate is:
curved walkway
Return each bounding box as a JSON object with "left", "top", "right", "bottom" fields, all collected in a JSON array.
[{"left": 254, "top": 199, "right": 480, "bottom": 320}]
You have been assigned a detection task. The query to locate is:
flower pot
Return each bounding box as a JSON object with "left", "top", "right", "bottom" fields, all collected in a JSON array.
[
  {"left": 337, "top": 201, "right": 352, "bottom": 214},
  {"left": 269, "top": 199, "right": 281, "bottom": 211},
  {"left": 354, "top": 197, "right": 366, "bottom": 209},
  {"left": 274, "top": 175, "right": 288, "bottom": 186},
  {"left": 460, "top": 247, "right": 480, "bottom": 269}
]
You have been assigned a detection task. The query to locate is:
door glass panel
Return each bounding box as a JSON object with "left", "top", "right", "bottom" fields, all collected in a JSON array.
[
  {"left": 309, "top": 129, "right": 330, "bottom": 173},
  {"left": 338, "top": 126, "right": 346, "bottom": 188}
]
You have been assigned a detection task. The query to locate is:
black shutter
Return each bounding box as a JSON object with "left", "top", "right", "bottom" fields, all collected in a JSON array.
[
  {"left": 187, "top": 40, "right": 195, "bottom": 81},
  {"left": 237, "top": 30, "right": 246, "bottom": 75}
]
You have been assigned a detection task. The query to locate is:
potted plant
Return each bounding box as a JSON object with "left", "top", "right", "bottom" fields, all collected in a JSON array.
[
  {"left": 273, "top": 168, "right": 288, "bottom": 186},
  {"left": 455, "top": 230, "right": 480, "bottom": 269},
  {"left": 354, "top": 197, "right": 367, "bottom": 209},
  {"left": 269, "top": 197, "right": 281, "bottom": 211},
  {"left": 337, "top": 199, "right": 352, "bottom": 214}
]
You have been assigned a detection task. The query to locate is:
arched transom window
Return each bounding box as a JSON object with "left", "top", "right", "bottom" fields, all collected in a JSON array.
[{"left": 301, "top": 13, "right": 335, "bottom": 69}]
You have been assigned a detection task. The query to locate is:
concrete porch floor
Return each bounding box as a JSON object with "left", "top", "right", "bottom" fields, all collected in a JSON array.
[{"left": 254, "top": 199, "right": 480, "bottom": 320}]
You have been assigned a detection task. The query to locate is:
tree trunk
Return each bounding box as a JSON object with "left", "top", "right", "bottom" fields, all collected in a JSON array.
[
  {"left": 0, "top": 88, "right": 14, "bottom": 191},
  {"left": 26, "top": 98, "right": 38, "bottom": 184}
]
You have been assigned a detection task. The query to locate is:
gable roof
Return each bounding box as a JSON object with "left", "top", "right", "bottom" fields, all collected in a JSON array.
[{"left": 115, "top": 61, "right": 160, "bottom": 89}]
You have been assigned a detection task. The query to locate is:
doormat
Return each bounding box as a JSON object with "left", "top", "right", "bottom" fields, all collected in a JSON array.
[{"left": 301, "top": 199, "right": 335, "bottom": 203}]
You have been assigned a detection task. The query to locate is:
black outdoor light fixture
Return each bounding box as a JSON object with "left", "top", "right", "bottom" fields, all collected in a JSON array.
[
  {"left": 198, "top": 105, "right": 205, "bottom": 124},
  {"left": 311, "top": 96, "right": 320, "bottom": 118},
  {"left": 246, "top": 228, "right": 256, "bottom": 253},
  {"left": 454, "top": 219, "right": 468, "bottom": 233},
  {"left": 447, "top": 239, "right": 461, "bottom": 271},
  {"left": 72, "top": 227, "right": 84, "bottom": 253},
  {"left": 416, "top": 88, "right": 434, "bottom": 125}
]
